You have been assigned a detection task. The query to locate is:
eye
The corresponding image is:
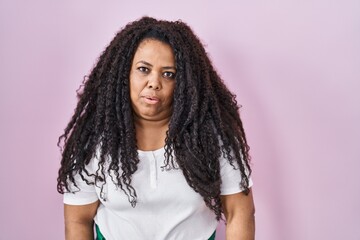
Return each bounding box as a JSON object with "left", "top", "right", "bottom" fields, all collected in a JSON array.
[
  {"left": 137, "top": 66, "right": 149, "bottom": 73},
  {"left": 163, "top": 71, "right": 176, "bottom": 79}
]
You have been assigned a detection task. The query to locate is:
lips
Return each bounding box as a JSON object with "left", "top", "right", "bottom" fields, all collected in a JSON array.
[{"left": 143, "top": 95, "right": 160, "bottom": 104}]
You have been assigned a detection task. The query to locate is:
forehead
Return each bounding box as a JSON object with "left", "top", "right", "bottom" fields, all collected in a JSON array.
[{"left": 132, "top": 39, "right": 175, "bottom": 63}]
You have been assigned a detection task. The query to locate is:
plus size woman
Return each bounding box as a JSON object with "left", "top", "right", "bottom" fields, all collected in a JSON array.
[{"left": 58, "top": 17, "right": 255, "bottom": 240}]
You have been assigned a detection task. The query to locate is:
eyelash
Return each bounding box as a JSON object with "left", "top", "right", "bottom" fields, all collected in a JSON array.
[
  {"left": 137, "top": 67, "right": 176, "bottom": 79},
  {"left": 163, "top": 72, "right": 176, "bottom": 79},
  {"left": 138, "top": 67, "right": 149, "bottom": 73}
]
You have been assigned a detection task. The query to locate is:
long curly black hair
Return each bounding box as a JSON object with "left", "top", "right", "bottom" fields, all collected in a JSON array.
[{"left": 57, "top": 16, "right": 252, "bottom": 220}]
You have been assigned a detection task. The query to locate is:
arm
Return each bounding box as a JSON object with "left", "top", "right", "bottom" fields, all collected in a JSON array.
[
  {"left": 64, "top": 200, "right": 100, "bottom": 240},
  {"left": 221, "top": 189, "right": 255, "bottom": 240}
]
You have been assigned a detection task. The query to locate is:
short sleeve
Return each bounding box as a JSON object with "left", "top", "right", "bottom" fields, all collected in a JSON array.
[
  {"left": 219, "top": 154, "right": 253, "bottom": 195},
  {"left": 63, "top": 156, "right": 99, "bottom": 205}
]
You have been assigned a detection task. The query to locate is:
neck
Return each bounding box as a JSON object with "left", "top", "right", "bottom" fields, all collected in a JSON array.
[
  {"left": 134, "top": 116, "right": 171, "bottom": 151},
  {"left": 134, "top": 115, "right": 170, "bottom": 129}
]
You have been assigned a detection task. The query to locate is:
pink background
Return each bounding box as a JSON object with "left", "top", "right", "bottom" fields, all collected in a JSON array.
[{"left": 1, "top": 1, "right": 359, "bottom": 239}]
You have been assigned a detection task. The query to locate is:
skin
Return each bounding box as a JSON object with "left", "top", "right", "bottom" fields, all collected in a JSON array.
[
  {"left": 221, "top": 190, "right": 256, "bottom": 240},
  {"left": 64, "top": 38, "right": 255, "bottom": 240},
  {"left": 64, "top": 201, "right": 99, "bottom": 240}
]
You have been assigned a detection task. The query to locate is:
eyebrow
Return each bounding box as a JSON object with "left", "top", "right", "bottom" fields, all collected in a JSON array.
[{"left": 136, "top": 60, "right": 176, "bottom": 70}]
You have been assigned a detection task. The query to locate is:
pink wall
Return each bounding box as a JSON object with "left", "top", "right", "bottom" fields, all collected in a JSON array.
[{"left": 1, "top": 1, "right": 359, "bottom": 239}]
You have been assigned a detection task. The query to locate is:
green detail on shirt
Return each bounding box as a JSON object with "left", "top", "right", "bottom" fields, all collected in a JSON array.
[
  {"left": 96, "top": 224, "right": 105, "bottom": 240},
  {"left": 95, "top": 224, "right": 216, "bottom": 240}
]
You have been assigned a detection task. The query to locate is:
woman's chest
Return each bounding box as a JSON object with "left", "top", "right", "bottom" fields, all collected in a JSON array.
[{"left": 95, "top": 150, "right": 206, "bottom": 213}]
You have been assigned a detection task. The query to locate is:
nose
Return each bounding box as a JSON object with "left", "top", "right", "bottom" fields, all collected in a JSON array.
[{"left": 147, "top": 73, "right": 161, "bottom": 90}]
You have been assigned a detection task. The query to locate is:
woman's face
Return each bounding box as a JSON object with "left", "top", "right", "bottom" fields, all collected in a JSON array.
[{"left": 129, "top": 39, "right": 176, "bottom": 122}]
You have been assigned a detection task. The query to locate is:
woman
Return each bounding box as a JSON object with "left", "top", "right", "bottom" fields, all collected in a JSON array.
[{"left": 58, "top": 16, "right": 255, "bottom": 240}]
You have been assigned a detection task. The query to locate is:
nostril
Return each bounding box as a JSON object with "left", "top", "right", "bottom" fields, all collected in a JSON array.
[{"left": 148, "top": 84, "right": 160, "bottom": 90}]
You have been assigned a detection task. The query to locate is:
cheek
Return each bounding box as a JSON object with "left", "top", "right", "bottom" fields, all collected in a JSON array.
[
  {"left": 129, "top": 73, "right": 143, "bottom": 97},
  {"left": 169, "top": 82, "right": 176, "bottom": 97},
  {"left": 165, "top": 84, "right": 175, "bottom": 103},
  {"left": 129, "top": 79, "right": 139, "bottom": 104}
]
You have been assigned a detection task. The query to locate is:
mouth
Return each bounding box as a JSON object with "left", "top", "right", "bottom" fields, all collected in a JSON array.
[{"left": 143, "top": 95, "right": 160, "bottom": 104}]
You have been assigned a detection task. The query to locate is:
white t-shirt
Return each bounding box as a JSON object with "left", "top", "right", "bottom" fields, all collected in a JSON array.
[{"left": 64, "top": 147, "right": 252, "bottom": 240}]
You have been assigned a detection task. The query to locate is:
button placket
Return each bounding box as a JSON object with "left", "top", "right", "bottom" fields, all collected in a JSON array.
[{"left": 149, "top": 152, "right": 158, "bottom": 189}]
